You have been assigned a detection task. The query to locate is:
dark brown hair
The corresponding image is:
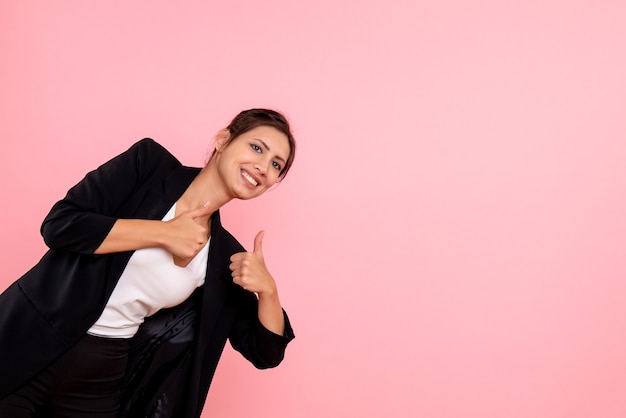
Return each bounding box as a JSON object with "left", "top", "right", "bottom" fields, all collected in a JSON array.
[{"left": 212, "top": 108, "right": 296, "bottom": 180}]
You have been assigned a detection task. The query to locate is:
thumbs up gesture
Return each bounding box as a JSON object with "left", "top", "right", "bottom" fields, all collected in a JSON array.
[
  {"left": 165, "top": 202, "right": 212, "bottom": 266},
  {"left": 230, "top": 231, "right": 277, "bottom": 296}
]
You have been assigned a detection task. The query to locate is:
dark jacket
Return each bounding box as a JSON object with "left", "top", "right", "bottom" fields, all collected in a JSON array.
[{"left": 0, "top": 139, "right": 294, "bottom": 417}]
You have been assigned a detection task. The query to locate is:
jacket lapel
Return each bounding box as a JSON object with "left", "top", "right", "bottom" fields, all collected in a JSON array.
[
  {"left": 142, "top": 166, "right": 201, "bottom": 221},
  {"left": 197, "top": 211, "right": 236, "bottom": 352}
]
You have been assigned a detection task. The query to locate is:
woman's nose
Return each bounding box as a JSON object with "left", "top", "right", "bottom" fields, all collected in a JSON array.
[{"left": 254, "top": 161, "right": 268, "bottom": 175}]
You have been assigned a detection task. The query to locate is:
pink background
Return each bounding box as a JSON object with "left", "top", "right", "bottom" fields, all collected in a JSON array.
[{"left": 2, "top": 1, "right": 626, "bottom": 417}]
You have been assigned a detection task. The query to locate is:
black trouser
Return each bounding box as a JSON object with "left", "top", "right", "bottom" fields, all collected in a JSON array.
[{"left": 0, "top": 334, "right": 130, "bottom": 418}]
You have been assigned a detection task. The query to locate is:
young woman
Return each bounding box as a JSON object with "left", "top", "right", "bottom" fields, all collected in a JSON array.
[{"left": 0, "top": 109, "right": 296, "bottom": 417}]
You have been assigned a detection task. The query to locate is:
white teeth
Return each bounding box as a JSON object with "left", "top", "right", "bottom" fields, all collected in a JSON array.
[{"left": 242, "top": 171, "right": 258, "bottom": 186}]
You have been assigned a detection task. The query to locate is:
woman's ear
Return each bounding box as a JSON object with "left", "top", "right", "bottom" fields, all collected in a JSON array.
[{"left": 214, "top": 129, "right": 231, "bottom": 152}]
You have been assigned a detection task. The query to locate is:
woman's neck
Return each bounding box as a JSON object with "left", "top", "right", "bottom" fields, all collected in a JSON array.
[{"left": 177, "top": 164, "right": 231, "bottom": 213}]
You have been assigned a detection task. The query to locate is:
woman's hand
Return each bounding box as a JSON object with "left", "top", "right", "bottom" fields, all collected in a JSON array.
[
  {"left": 229, "top": 231, "right": 276, "bottom": 295},
  {"left": 230, "top": 231, "right": 285, "bottom": 335},
  {"left": 164, "top": 203, "right": 212, "bottom": 265}
]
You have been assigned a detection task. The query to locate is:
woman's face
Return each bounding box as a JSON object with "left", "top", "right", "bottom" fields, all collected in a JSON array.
[{"left": 215, "top": 125, "right": 291, "bottom": 200}]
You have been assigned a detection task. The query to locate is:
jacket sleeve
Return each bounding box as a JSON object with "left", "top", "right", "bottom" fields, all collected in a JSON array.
[
  {"left": 40, "top": 138, "right": 177, "bottom": 254},
  {"left": 228, "top": 290, "right": 296, "bottom": 369}
]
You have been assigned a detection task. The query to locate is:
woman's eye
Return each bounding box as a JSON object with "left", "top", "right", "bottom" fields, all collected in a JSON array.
[
  {"left": 272, "top": 161, "right": 282, "bottom": 171},
  {"left": 251, "top": 144, "right": 262, "bottom": 153}
]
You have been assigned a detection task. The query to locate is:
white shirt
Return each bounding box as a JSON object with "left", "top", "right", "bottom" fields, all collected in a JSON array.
[{"left": 88, "top": 204, "right": 209, "bottom": 338}]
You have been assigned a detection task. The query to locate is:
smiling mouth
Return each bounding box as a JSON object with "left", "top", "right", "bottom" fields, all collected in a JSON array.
[{"left": 241, "top": 170, "right": 258, "bottom": 187}]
